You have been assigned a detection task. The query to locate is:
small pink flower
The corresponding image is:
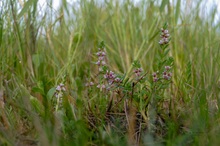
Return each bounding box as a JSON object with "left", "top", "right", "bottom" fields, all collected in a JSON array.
[
  {"left": 101, "top": 84, "right": 106, "bottom": 89},
  {"left": 165, "top": 66, "right": 171, "bottom": 70},
  {"left": 86, "top": 82, "right": 94, "bottom": 87},
  {"left": 159, "top": 40, "right": 164, "bottom": 45},
  {"left": 134, "top": 70, "right": 138, "bottom": 73},
  {"left": 96, "top": 51, "right": 102, "bottom": 56},
  {"left": 108, "top": 80, "right": 114, "bottom": 85},
  {"left": 167, "top": 72, "right": 172, "bottom": 77},
  {"left": 164, "top": 29, "right": 169, "bottom": 33},
  {"left": 101, "top": 51, "right": 106, "bottom": 56},
  {"left": 159, "top": 28, "right": 170, "bottom": 45},
  {"left": 164, "top": 38, "right": 169, "bottom": 43},
  {"left": 138, "top": 68, "right": 143, "bottom": 72},
  {"left": 152, "top": 72, "right": 157, "bottom": 77},
  {"left": 56, "top": 85, "right": 61, "bottom": 91},
  {"left": 163, "top": 74, "right": 171, "bottom": 80},
  {"left": 152, "top": 72, "right": 159, "bottom": 82},
  {"left": 134, "top": 68, "right": 143, "bottom": 77},
  {"left": 163, "top": 67, "right": 172, "bottom": 79},
  {"left": 153, "top": 77, "right": 158, "bottom": 82},
  {"left": 115, "top": 77, "right": 121, "bottom": 83},
  {"left": 165, "top": 34, "right": 170, "bottom": 37},
  {"left": 104, "top": 70, "right": 116, "bottom": 80},
  {"left": 109, "top": 71, "right": 114, "bottom": 75},
  {"left": 135, "top": 72, "right": 140, "bottom": 77},
  {"left": 101, "top": 61, "right": 106, "bottom": 65},
  {"left": 99, "top": 56, "right": 104, "bottom": 61},
  {"left": 96, "top": 60, "right": 101, "bottom": 66},
  {"left": 99, "top": 67, "right": 103, "bottom": 72},
  {"left": 97, "top": 84, "right": 105, "bottom": 89}
]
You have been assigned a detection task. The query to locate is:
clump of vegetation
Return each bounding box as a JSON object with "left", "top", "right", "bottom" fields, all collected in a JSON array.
[
  {"left": 81, "top": 23, "right": 173, "bottom": 145},
  {"left": 1, "top": 0, "right": 220, "bottom": 146}
]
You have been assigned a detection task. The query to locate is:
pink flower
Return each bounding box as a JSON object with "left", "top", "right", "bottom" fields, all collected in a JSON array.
[
  {"left": 115, "top": 77, "right": 121, "bottom": 83},
  {"left": 104, "top": 70, "right": 116, "bottom": 80},
  {"left": 159, "top": 28, "right": 170, "bottom": 45},
  {"left": 98, "top": 56, "right": 104, "bottom": 61},
  {"left": 134, "top": 68, "right": 143, "bottom": 77},
  {"left": 101, "top": 51, "right": 106, "bottom": 56},
  {"left": 56, "top": 83, "right": 66, "bottom": 91},
  {"left": 99, "top": 67, "right": 103, "bottom": 72},
  {"left": 96, "top": 51, "right": 102, "bottom": 56},
  {"left": 152, "top": 72, "right": 159, "bottom": 82},
  {"left": 86, "top": 82, "right": 94, "bottom": 87},
  {"left": 101, "top": 61, "right": 106, "bottom": 65},
  {"left": 163, "top": 73, "right": 171, "bottom": 80},
  {"left": 97, "top": 84, "right": 106, "bottom": 89},
  {"left": 165, "top": 66, "right": 171, "bottom": 70},
  {"left": 164, "top": 29, "right": 169, "bottom": 33},
  {"left": 167, "top": 72, "right": 172, "bottom": 78},
  {"left": 56, "top": 85, "right": 61, "bottom": 91},
  {"left": 96, "top": 60, "right": 101, "bottom": 66},
  {"left": 135, "top": 72, "right": 140, "bottom": 77},
  {"left": 153, "top": 77, "right": 158, "bottom": 82},
  {"left": 152, "top": 72, "right": 157, "bottom": 77}
]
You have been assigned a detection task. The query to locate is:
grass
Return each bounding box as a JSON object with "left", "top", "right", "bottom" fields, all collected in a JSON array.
[{"left": 1, "top": 0, "right": 220, "bottom": 145}]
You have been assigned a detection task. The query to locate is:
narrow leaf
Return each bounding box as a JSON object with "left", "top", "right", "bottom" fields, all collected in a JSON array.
[
  {"left": 175, "top": 0, "right": 181, "bottom": 24},
  {"left": 18, "top": 0, "right": 37, "bottom": 18}
]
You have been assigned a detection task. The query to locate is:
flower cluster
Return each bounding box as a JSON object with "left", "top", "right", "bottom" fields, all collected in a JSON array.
[
  {"left": 134, "top": 68, "right": 143, "bottom": 77},
  {"left": 152, "top": 66, "right": 172, "bottom": 82},
  {"left": 159, "top": 28, "right": 170, "bottom": 45},
  {"left": 92, "top": 45, "right": 122, "bottom": 91},
  {"left": 55, "top": 83, "right": 66, "bottom": 98},
  {"left": 95, "top": 48, "right": 106, "bottom": 72},
  {"left": 152, "top": 72, "right": 159, "bottom": 82},
  {"left": 97, "top": 84, "right": 106, "bottom": 90},
  {"left": 163, "top": 66, "right": 172, "bottom": 80},
  {"left": 96, "top": 70, "right": 122, "bottom": 91},
  {"left": 54, "top": 83, "right": 66, "bottom": 111},
  {"left": 85, "top": 81, "right": 94, "bottom": 87},
  {"left": 104, "top": 70, "right": 121, "bottom": 85}
]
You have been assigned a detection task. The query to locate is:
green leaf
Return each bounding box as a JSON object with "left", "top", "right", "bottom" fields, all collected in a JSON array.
[
  {"left": 47, "top": 87, "right": 56, "bottom": 101},
  {"left": 32, "top": 54, "right": 43, "bottom": 69},
  {"left": 32, "top": 86, "right": 44, "bottom": 95},
  {"left": 0, "top": 18, "right": 3, "bottom": 47},
  {"left": 175, "top": 0, "right": 181, "bottom": 24},
  {"left": 18, "top": 0, "right": 38, "bottom": 19},
  {"left": 160, "top": 0, "right": 169, "bottom": 12},
  {"left": 75, "top": 77, "right": 83, "bottom": 94},
  {"left": 123, "top": 77, "right": 130, "bottom": 85},
  {"left": 155, "top": 94, "right": 163, "bottom": 100},
  {"left": 132, "top": 60, "right": 141, "bottom": 68},
  {"left": 163, "top": 48, "right": 170, "bottom": 57},
  {"left": 145, "top": 80, "right": 152, "bottom": 91},
  {"left": 158, "top": 84, "right": 169, "bottom": 90},
  {"left": 98, "top": 41, "right": 105, "bottom": 48},
  {"left": 30, "top": 96, "right": 44, "bottom": 116}
]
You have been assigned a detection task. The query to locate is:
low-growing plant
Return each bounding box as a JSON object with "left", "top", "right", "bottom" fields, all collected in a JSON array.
[
  {"left": 47, "top": 23, "right": 174, "bottom": 145},
  {"left": 69, "top": 23, "right": 174, "bottom": 145}
]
